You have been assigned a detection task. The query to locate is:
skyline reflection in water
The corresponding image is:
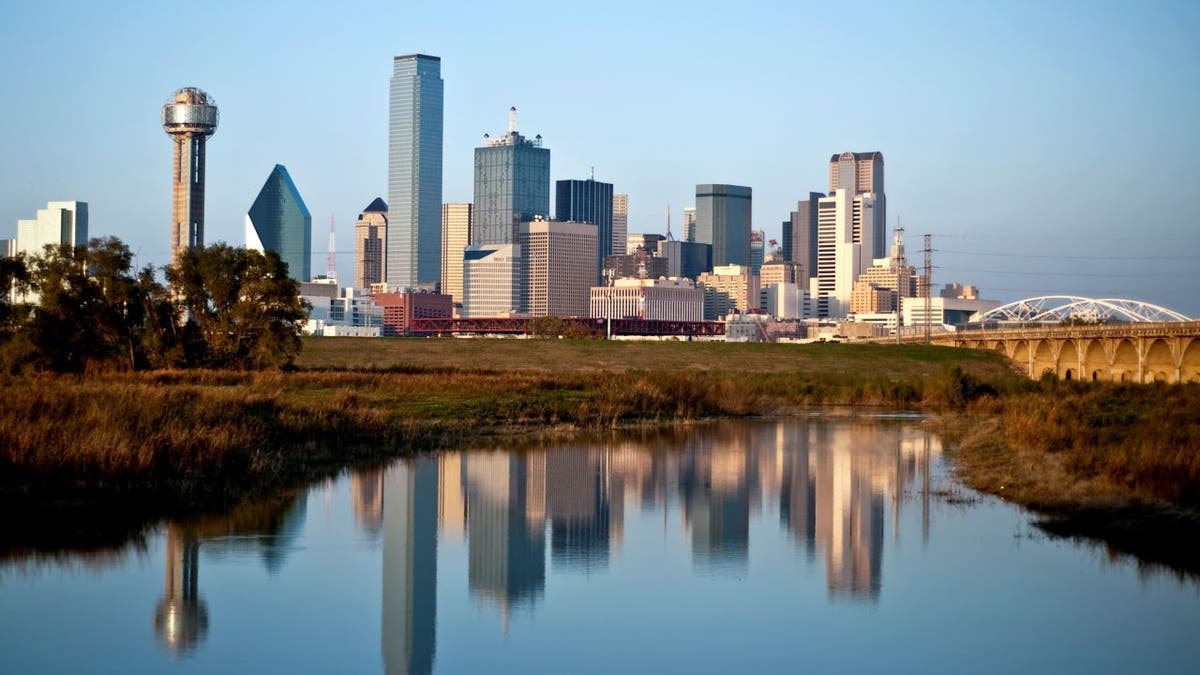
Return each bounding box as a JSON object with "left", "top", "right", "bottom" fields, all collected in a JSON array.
[{"left": 5, "top": 417, "right": 1197, "bottom": 675}]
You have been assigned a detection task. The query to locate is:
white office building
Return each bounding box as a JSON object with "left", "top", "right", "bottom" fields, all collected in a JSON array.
[
  {"left": 589, "top": 277, "right": 702, "bottom": 322},
  {"left": 462, "top": 244, "right": 522, "bottom": 317},
  {"left": 812, "top": 189, "right": 875, "bottom": 318},
  {"left": 16, "top": 201, "right": 88, "bottom": 257}
]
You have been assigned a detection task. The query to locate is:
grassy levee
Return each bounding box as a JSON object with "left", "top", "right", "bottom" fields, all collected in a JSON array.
[{"left": 942, "top": 382, "right": 1200, "bottom": 574}]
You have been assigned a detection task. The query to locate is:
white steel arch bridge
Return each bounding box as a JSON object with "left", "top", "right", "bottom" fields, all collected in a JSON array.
[{"left": 971, "top": 295, "right": 1191, "bottom": 325}]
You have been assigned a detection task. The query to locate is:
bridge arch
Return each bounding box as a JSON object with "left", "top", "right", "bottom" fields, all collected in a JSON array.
[
  {"left": 1112, "top": 339, "right": 1139, "bottom": 383},
  {"left": 1056, "top": 340, "right": 1081, "bottom": 380},
  {"left": 1011, "top": 340, "right": 1031, "bottom": 376},
  {"left": 1082, "top": 339, "right": 1108, "bottom": 381},
  {"left": 1032, "top": 340, "right": 1058, "bottom": 379},
  {"left": 1144, "top": 338, "right": 1175, "bottom": 383},
  {"left": 1183, "top": 338, "right": 1200, "bottom": 383}
]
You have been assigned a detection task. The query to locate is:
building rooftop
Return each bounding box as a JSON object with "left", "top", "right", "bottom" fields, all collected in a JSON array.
[
  {"left": 394, "top": 54, "right": 440, "bottom": 61},
  {"left": 362, "top": 197, "right": 387, "bottom": 213}
]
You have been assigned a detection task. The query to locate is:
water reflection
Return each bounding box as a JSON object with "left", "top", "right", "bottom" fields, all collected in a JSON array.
[
  {"left": 371, "top": 420, "right": 942, "bottom": 672},
  {"left": 151, "top": 491, "right": 308, "bottom": 656}
]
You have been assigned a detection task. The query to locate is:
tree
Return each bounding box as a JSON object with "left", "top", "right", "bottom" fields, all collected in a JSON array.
[
  {"left": 25, "top": 238, "right": 146, "bottom": 372},
  {"left": 168, "top": 244, "right": 308, "bottom": 369}
]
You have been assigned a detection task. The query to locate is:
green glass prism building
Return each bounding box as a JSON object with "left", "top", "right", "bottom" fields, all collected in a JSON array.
[
  {"left": 388, "top": 54, "right": 444, "bottom": 290},
  {"left": 246, "top": 164, "right": 312, "bottom": 282}
]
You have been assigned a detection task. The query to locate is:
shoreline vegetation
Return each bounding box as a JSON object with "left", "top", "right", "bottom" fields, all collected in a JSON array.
[{"left": 3, "top": 338, "right": 1199, "bottom": 576}]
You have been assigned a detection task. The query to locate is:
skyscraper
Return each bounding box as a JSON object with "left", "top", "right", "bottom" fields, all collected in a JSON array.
[
  {"left": 246, "top": 164, "right": 312, "bottom": 283},
  {"left": 388, "top": 55, "right": 444, "bottom": 290},
  {"left": 695, "top": 184, "right": 752, "bottom": 268},
  {"left": 440, "top": 203, "right": 473, "bottom": 305},
  {"left": 162, "top": 87, "right": 218, "bottom": 265},
  {"left": 15, "top": 201, "right": 88, "bottom": 257},
  {"left": 750, "top": 230, "right": 765, "bottom": 275},
  {"left": 555, "top": 179, "right": 613, "bottom": 283},
  {"left": 355, "top": 198, "right": 388, "bottom": 289},
  {"left": 682, "top": 206, "right": 696, "bottom": 243},
  {"left": 474, "top": 108, "right": 550, "bottom": 246},
  {"left": 812, "top": 188, "right": 876, "bottom": 317},
  {"left": 785, "top": 192, "right": 823, "bottom": 275},
  {"left": 519, "top": 219, "right": 597, "bottom": 317},
  {"left": 828, "top": 151, "right": 885, "bottom": 259},
  {"left": 611, "top": 194, "right": 629, "bottom": 256}
]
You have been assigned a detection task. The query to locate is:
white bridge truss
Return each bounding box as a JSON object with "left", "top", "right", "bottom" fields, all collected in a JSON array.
[{"left": 973, "top": 295, "right": 1191, "bottom": 324}]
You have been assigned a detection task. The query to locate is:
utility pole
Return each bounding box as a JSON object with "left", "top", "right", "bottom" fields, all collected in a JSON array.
[{"left": 923, "top": 234, "right": 933, "bottom": 345}]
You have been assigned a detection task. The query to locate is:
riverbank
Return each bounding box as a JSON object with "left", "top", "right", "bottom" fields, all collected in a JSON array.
[{"left": 940, "top": 383, "right": 1200, "bottom": 575}]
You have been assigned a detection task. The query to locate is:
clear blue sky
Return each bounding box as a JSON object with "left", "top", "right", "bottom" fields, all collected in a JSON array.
[{"left": 2, "top": 0, "right": 1198, "bottom": 314}]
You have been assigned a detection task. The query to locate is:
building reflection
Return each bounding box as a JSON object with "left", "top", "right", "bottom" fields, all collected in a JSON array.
[
  {"left": 351, "top": 466, "right": 385, "bottom": 538},
  {"left": 382, "top": 457, "right": 438, "bottom": 675},
  {"left": 152, "top": 490, "right": 308, "bottom": 656}
]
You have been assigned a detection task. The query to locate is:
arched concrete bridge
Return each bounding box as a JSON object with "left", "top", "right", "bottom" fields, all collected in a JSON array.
[{"left": 931, "top": 321, "right": 1200, "bottom": 383}]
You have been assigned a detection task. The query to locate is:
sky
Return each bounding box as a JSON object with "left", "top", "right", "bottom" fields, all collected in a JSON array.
[{"left": 1, "top": 0, "right": 1198, "bottom": 315}]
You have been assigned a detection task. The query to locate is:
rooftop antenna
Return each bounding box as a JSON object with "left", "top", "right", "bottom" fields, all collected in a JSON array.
[
  {"left": 326, "top": 213, "right": 337, "bottom": 281},
  {"left": 508, "top": 106, "right": 517, "bottom": 134},
  {"left": 665, "top": 205, "right": 674, "bottom": 240},
  {"left": 590, "top": 166, "right": 595, "bottom": 180}
]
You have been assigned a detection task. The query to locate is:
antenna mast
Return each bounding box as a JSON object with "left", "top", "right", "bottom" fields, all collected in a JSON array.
[{"left": 327, "top": 213, "right": 337, "bottom": 281}]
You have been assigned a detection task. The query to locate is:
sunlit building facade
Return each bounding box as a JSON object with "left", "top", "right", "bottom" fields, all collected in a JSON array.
[{"left": 388, "top": 54, "right": 444, "bottom": 289}]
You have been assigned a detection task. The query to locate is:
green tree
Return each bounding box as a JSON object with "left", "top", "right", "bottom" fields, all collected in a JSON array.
[
  {"left": 168, "top": 244, "right": 308, "bottom": 369},
  {"left": 25, "top": 238, "right": 145, "bottom": 372}
]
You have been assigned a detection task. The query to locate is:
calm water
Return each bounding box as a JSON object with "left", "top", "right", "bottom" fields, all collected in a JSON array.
[{"left": 2, "top": 418, "right": 1198, "bottom": 674}]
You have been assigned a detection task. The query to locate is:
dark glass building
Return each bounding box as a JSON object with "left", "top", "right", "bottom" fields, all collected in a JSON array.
[
  {"left": 555, "top": 178, "right": 613, "bottom": 283},
  {"left": 246, "top": 164, "right": 312, "bottom": 282},
  {"left": 659, "top": 240, "right": 713, "bottom": 280},
  {"left": 473, "top": 114, "right": 550, "bottom": 246},
  {"left": 695, "top": 184, "right": 751, "bottom": 268}
]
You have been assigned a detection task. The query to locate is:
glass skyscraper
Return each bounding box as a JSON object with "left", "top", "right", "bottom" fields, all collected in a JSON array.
[
  {"left": 388, "top": 54, "right": 444, "bottom": 290},
  {"left": 473, "top": 113, "right": 550, "bottom": 245},
  {"left": 246, "top": 164, "right": 312, "bottom": 282},
  {"left": 555, "top": 178, "right": 613, "bottom": 283},
  {"left": 695, "top": 184, "right": 752, "bottom": 268}
]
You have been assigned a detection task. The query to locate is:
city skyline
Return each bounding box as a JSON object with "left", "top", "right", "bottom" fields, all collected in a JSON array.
[{"left": 0, "top": 2, "right": 1197, "bottom": 315}]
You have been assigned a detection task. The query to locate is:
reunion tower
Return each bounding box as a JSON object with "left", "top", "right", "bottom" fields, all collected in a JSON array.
[{"left": 162, "top": 87, "right": 218, "bottom": 265}]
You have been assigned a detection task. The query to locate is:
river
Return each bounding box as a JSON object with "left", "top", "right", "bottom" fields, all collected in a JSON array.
[{"left": 2, "top": 417, "right": 1197, "bottom": 674}]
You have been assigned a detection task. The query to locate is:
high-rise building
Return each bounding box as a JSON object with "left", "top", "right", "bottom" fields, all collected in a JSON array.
[
  {"left": 828, "top": 151, "right": 885, "bottom": 259},
  {"left": 519, "top": 220, "right": 597, "bottom": 317},
  {"left": 162, "top": 87, "right": 218, "bottom": 265},
  {"left": 440, "top": 203, "right": 473, "bottom": 305},
  {"left": 611, "top": 194, "right": 628, "bottom": 256},
  {"left": 695, "top": 184, "right": 752, "bottom": 268},
  {"left": 15, "top": 201, "right": 88, "bottom": 257},
  {"left": 812, "top": 189, "right": 875, "bottom": 318},
  {"left": 555, "top": 179, "right": 613, "bottom": 283},
  {"left": 696, "top": 264, "right": 759, "bottom": 320},
  {"left": 462, "top": 244, "right": 522, "bottom": 317},
  {"left": 850, "top": 229, "right": 918, "bottom": 315},
  {"left": 603, "top": 250, "right": 668, "bottom": 282},
  {"left": 682, "top": 206, "right": 696, "bottom": 243},
  {"left": 355, "top": 198, "right": 388, "bottom": 289},
  {"left": 474, "top": 108, "right": 550, "bottom": 246},
  {"left": 388, "top": 54, "right": 444, "bottom": 290},
  {"left": 658, "top": 240, "right": 712, "bottom": 280},
  {"left": 785, "top": 192, "right": 823, "bottom": 273},
  {"left": 245, "top": 164, "right": 312, "bottom": 282},
  {"left": 625, "top": 233, "right": 665, "bottom": 256},
  {"left": 750, "top": 230, "right": 765, "bottom": 275}
]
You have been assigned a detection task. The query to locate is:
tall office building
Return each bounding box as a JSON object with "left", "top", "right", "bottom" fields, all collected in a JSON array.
[
  {"left": 440, "top": 203, "right": 473, "bottom": 305},
  {"left": 15, "top": 201, "right": 88, "bottom": 257},
  {"left": 658, "top": 240, "right": 712, "bottom": 280},
  {"left": 828, "top": 151, "right": 885, "bottom": 259},
  {"left": 474, "top": 108, "right": 550, "bottom": 246},
  {"left": 812, "top": 189, "right": 875, "bottom": 318},
  {"left": 682, "top": 206, "right": 696, "bottom": 243},
  {"left": 785, "top": 192, "right": 823, "bottom": 274},
  {"left": 695, "top": 184, "right": 752, "bottom": 268},
  {"left": 245, "top": 164, "right": 312, "bottom": 282},
  {"left": 749, "top": 230, "right": 765, "bottom": 275},
  {"left": 462, "top": 244, "right": 522, "bottom": 317},
  {"left": 696, "top": 264, "right": 759, "bottom": 320},
  {"left": 519, "top": 219, "right": 597, "bottom": 317},
  {"left": 555, "top": 178, "right": 613, "bottom": 283},
  {"left": 388, "top": 54, "right": 444, "bottom": 290},
  {"left": 611, "top": 194, "right": 628, "bottom": 256},
  {"left": 355, "top": 198, "right": 388, "bottom": 289},
  {"left": 162, "top": 87, "right": 218, "bottom": 265}
]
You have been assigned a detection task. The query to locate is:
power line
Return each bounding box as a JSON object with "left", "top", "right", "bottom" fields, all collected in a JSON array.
[
  {"left": 938, "top": 249, "right": 1200, "bottom": 261},
  {"left": 931, "top": 232, "right": 1200, "bottom": 242},
  {"left": 937, "top": 266, "right": 1196, "bottom": 278}
]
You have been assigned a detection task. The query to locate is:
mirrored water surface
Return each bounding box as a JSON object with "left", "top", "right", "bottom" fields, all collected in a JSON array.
[{"left": 2, "top": 418, "right": 1198, "bottom": 674}]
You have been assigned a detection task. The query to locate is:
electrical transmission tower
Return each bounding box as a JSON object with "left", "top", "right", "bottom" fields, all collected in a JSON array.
[{"left": 923, "top": 234, "right": 933, "bottom": 344}]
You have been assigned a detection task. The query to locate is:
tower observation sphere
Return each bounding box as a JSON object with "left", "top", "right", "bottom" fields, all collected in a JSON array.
[{"left": 162, "top": 87, "right": 219, "bottom": 265}]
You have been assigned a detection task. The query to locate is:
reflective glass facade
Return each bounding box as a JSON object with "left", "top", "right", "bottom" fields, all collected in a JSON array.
[
  {"left": 695, "top": 184, "right": 752, "bottom": 268},
  {"left": 388, "top": 55, "right": 444, "bottom": 289},
  {"left": 555, "top": 178, "right": 613, "bottom": 283},
  {"left": 473, "top": 136, "right": 550, "bottom": 245},
  {"left": 246, "top": 164, "right": 312, "bottom": 282}
]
